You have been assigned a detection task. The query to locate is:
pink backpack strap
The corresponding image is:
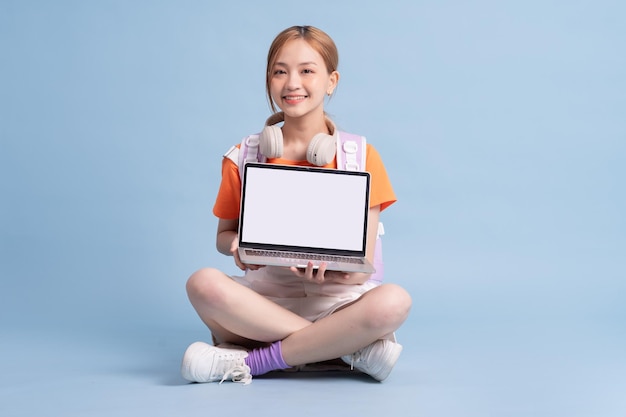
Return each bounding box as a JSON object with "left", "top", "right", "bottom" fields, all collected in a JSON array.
[
  {"left": 336, "top": 132, "right": 386, "bottom": 285},
  {"left": 336, "top": 131, "right": 366, "bottom": 171}
]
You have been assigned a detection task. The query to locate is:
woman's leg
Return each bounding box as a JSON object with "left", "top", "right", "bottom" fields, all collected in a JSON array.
[
  {"left": 186, "top": 267, "right": 313, "bottom": 344},
  {"left": 280, "top": 283, "right": 411, "bottom": 366},
  {"left": 187, "top": 267, "right": 411, "bottom": 366}
]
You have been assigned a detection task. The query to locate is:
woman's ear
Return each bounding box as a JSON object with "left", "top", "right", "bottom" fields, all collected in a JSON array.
[{"left": 327, "top": 71, "right": 340, "bottom": 95}]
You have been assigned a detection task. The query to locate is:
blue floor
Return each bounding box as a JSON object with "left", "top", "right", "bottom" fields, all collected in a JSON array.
[{"left": 2, "top": 317, "right": 624, "bottom": 417}]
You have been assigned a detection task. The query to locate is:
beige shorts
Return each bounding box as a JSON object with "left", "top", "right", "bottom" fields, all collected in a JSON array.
[{"left": 232, "top": 266, "right": 380, "bottom": 322}]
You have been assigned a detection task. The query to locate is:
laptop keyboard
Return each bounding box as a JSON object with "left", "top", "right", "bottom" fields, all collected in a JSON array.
[{"left": 244, "top": 250, "right": 364, "bottom": 264}]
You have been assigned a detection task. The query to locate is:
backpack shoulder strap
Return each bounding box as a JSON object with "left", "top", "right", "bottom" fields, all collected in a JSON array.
[
  {"left": 336, "top": 132, "right": 388, "bottom": 284},
  {"left": 224, "top": 134, "right": 266, "bottom": 183},
  {"left": 336, "top": 131, "right": 366, "bottom": 171}
]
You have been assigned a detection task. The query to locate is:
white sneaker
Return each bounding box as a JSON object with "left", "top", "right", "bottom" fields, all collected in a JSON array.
[
  {"left": 181, "top": 341, "right": 252, "bottom": 385},
  {"left": 341, "top": 339, "right": 403, "bottom": 381}
]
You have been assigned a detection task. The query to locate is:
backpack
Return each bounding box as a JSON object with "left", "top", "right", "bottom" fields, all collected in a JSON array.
[{"left": 223, "top": 131, "right": 385, "bottom": 283}]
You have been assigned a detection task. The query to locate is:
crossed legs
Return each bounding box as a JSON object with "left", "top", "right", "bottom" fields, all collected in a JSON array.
[{"left": 186, "top": 267, "right": 412, "bottom": 367}]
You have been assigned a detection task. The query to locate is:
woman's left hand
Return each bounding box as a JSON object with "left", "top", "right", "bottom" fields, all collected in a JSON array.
[{"left": 289, "top": 261, "right": 350, "bottom": 284}]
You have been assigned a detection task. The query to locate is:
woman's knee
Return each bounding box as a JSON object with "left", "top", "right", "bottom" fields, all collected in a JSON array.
[
  {"left": 361, "top": 284, "right": 412, "bottom": 330},
  {"left": 186, "top": 268, "right": 230, "bottom": 306}
]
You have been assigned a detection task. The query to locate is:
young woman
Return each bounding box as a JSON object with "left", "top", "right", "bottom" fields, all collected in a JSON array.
[{"left": 182, "top": 25, "right": 411, "bottom": 384}]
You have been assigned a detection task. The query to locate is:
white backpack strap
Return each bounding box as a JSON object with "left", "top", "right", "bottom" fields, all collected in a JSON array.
[
  {"left": 224, "top": 134, "right": 266, "bottom": 183},
  {"left": 223, "top": 145, "right": 239, "bottom": 165},
  {"left": 336, "top": 131, "right": 366, "bottom": 171}
]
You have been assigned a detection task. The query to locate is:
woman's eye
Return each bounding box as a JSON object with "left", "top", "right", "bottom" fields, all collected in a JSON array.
[
  {"left": 273, "top": 69, "right": 286, "bottom": 75},
  {"left": 302, "top": 69, "right": 314, "bottom": 74}
]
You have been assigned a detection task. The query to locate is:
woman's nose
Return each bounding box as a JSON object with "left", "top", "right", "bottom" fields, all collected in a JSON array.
[{"left": 286, "top": 72, "right": 301, "bottom": 90}]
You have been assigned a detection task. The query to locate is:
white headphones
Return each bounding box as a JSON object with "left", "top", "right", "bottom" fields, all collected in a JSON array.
[{"left": 259, "top": 112, "right": 338, "bottom": 166}]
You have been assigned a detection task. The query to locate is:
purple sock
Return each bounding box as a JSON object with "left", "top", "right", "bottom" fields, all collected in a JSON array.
[{"left": 245, "top": 341, "right": 291, "bottom": 376}]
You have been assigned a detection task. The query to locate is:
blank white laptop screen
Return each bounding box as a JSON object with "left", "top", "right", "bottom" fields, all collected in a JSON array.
[{"left": 240, "top": 164, "right": 370, "bottom": 253}]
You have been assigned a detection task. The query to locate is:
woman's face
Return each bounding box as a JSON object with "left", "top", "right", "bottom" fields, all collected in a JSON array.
[{"left": 269, "top": 39, "right": 338, "bottom": 120}]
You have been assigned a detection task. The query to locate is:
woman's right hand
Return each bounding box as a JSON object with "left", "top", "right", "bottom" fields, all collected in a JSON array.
[{"left": 230, "top": 235, "right": 264, "bottom": 271}]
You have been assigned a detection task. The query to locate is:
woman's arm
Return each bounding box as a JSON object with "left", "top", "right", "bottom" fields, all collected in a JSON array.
[
  {"left": 216, "top": 218, "right": 264, "bottom": 271},
  {"left": 216, "top": 218, "right": 238, "bottom": 256}
]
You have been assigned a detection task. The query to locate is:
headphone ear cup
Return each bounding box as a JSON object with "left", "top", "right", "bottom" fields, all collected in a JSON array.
[
  {"left": 259, "top": 125, "right": 283, "bottom": 158},
  {"left": 306, "top": 134, "right": 336, "bottom": 166}
]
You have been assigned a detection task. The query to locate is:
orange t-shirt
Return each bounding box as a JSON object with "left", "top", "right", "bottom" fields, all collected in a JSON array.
[{"left": 213, "top": 143, "right": 397, "bottom": 220}]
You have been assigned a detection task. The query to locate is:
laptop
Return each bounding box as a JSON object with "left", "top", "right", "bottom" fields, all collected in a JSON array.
[{"left": 237, "top": 162, "right": 375, "bottom": 273}]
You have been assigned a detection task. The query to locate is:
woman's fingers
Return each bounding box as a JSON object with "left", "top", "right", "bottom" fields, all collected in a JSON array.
[{"left": 289, "top": 261, "right": 327, "bottom": 283}]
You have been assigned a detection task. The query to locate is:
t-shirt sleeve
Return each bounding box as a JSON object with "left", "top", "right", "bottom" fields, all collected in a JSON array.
[
  {"left": 366, "top": 144, "right": 397, "bottom": 212},
  {"left": 212, "top": 156, "right": 241, "bottom": 220}
]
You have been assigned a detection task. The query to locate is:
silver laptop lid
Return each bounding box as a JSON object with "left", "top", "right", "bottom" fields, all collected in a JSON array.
[{"left": 238, "top": 163, "right": 371, "bottom": 257}]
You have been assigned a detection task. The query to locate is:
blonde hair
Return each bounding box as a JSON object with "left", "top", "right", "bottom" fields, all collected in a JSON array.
[{"left": 266, "top": 25, "right": 339, "bottom": 113}]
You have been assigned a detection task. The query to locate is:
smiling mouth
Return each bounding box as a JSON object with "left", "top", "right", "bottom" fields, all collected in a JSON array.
[{"left": 283, "top": 95, "right": 307, "bottom": 101}]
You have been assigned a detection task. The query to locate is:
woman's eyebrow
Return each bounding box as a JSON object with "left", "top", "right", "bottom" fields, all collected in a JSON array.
[{"left": 274, "top": 61, "right": 319, "bottom": 67}]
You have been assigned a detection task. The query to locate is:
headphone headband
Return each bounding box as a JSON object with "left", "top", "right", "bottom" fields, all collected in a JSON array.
[{"left": 265, "top": 112, "right": 337, "bottom": 136}]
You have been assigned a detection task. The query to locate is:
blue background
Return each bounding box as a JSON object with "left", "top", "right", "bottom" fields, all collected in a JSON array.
[{"left": 1, "top": 1, "right": 625, "bottom": 416}]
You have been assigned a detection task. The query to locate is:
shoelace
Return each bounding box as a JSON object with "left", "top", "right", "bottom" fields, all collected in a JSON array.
[
  {"left": 347, "top": 351, "right": 362, "bottom": 371},
  {"left": 219, "top": 364, "right": 252, "bottom": 385}
]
